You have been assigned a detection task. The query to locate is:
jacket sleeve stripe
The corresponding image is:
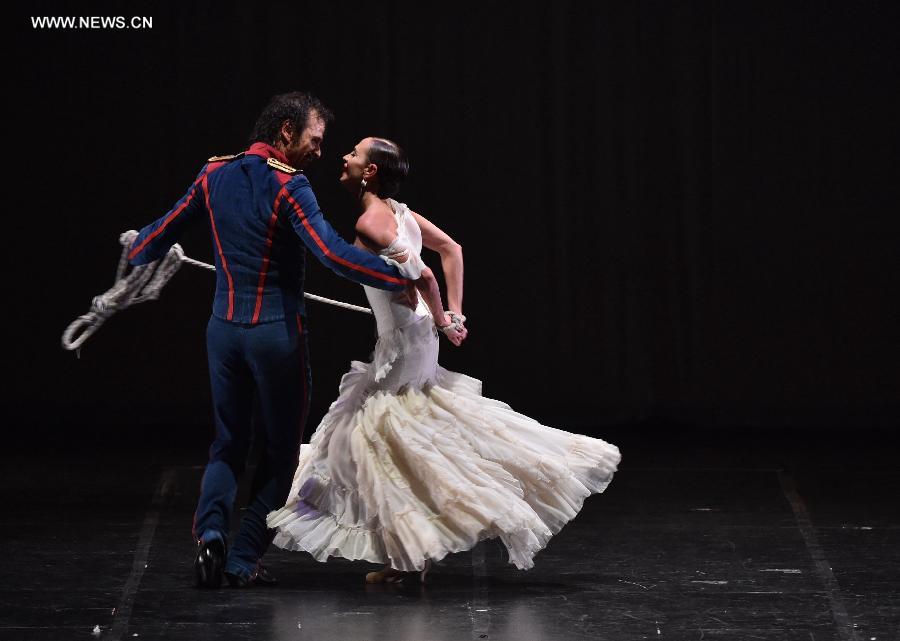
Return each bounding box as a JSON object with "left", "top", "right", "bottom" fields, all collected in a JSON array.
[
  {"left": 202, "top": 175, "right": 235, "bottom": 320},
  {"left": 127, "top": 185, "right": 198, "bottom": 261},
  {"left": 251, "top": 191, "right": 287, "bottom": 324}
]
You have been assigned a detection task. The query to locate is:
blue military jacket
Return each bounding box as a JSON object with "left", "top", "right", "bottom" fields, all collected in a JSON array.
[{"left": 128, "top": 143, "right": 408, "bottom": 324}]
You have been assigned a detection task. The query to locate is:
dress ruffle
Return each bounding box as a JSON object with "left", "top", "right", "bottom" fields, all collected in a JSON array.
[
  {"left": 267, "top": 363, "right": 620, "bottom": 571},
  {"left": 267, "top": 201, "right": 619, "bottom": 571}
]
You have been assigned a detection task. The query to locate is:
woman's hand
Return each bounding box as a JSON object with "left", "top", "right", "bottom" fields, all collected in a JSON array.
[{"left": 437, "top": 312, "right": 467, "bottom": 346}]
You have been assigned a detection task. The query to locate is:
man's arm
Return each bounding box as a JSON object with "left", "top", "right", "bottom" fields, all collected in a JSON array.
[
  {"left": 127, "top": 165, "right": 210, "bottom": 265},
  {"left": 280, "top": 175, "right": 409, "bottom": 291}
]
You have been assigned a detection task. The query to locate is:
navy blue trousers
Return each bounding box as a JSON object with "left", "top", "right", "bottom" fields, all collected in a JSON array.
[{"left": 193, "top": 314, "right": 311, "bottom": 579}]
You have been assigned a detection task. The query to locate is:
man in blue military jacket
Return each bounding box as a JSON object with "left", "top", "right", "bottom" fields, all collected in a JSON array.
[{"left": 128, "top": 92, "right": 410, "bottom": 588}]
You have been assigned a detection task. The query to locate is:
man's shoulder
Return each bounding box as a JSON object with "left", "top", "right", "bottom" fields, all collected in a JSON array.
[
  {"left": 260, "top": 158, "right": 307, "bottom": 189},
  {"left": 281, "top": 171, "right": 312, "bottom": 192},
  {"left": 207, "top": 152, "right": 245, "bottom": 163},
  {"left": 200, "top": 152, "right": 245, "bottom": 179},
  {"left": 266, "top": 157, "right": 300, "bottom": 175}
]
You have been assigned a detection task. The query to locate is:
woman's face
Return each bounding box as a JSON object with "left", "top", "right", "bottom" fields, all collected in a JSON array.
[{"left": 340, "top": 137, "right": 374, "bottom": 189}]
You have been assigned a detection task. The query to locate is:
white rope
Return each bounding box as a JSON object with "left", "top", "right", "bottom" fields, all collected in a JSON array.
[
  {"left": 176, "top": 253, "right": 373, "bottom": 314},
  {"left": 61, "top": 230, "right": 373, "bottom": 352}
]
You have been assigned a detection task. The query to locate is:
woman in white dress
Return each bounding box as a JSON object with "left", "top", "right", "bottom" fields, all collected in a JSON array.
[{"left": 266, "top": 137, "right": 621, "bottom": 583}]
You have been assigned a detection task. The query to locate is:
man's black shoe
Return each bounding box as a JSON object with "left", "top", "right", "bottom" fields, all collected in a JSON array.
[
  {"left": 224, "top": 563, "right": 277, "bottom": 588},
  {"left": 254, "top": 564, "right": 278, "bottom": 586},
  {"left": 224, "top": 569, "right": 251, "bottom": 588},
  {"left": 194, "top": 538, "right": 226, "bottom": 588}
]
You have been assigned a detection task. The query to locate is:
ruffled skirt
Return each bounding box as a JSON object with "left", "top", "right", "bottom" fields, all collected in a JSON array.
[{"left": 267, "top": 361, "right": 620, "bottom": 571}]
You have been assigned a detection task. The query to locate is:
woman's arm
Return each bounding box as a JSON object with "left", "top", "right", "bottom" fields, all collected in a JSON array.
[
  {"left": 410, "top": 211, "right": 463, "bottom": 316},
  {"left": 356, "top": 206, "right": 464, "bottom": 344},
  {"left": 416, "top": 268, "right": 465, "bottom": 346}
]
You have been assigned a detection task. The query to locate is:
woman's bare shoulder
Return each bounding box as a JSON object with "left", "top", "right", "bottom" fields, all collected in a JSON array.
[
  {"left": 356, "top": 200, "right": 398, "bottom": 248},
  {"left": 357, "top": 200, "right": 395, "bottom": 225}
]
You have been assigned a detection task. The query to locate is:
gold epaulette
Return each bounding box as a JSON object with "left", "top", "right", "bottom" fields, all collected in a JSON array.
[
  {"left": 207, "top": 152, "right": 245, "bottom": 162},
  {"left": 266, "top": 157, "right": 300, "bottom": 175}
]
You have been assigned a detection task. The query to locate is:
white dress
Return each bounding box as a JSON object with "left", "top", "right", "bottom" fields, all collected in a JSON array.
[{"left": 266, "top": 200, "right": 621, "bottom": 571}]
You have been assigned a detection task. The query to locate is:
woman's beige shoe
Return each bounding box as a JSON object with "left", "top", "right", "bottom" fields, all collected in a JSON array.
[
  {"left": 365, "top": 560, "right": 432, "bottom": 584},
  {"left": 365, "top": 565, "right": 406, "bottom": 584}
]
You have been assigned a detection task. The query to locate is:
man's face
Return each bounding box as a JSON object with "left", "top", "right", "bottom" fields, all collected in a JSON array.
[{"left": 285, "top": 111, "right": 326, "bottom": 169}]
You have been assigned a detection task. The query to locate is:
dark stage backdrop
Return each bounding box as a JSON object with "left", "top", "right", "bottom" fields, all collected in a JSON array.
[{"left": 8, "top": 1, "right": 899, "bottom": 448}]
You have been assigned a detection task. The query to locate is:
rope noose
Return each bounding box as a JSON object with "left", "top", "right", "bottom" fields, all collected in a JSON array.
[{"left": 61, "top": 230, "right": 373, "bottom": 354}]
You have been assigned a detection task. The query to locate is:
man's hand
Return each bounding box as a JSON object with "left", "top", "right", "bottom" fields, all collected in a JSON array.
[{"left": 386, "top": 246, "right": 410, "bottom": 264}]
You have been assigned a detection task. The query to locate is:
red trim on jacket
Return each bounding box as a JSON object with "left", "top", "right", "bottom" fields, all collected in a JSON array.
[
  {"left": 127, "top": 162, "right": 225, "bottom": 261},
  {"left": 127, "top": 186, "right": 198, "bottom": 261},
  {"left": 251, "top": 191, "right": 287, "bottom": 324},
  {"left": 202, "top": 175, "right": 235, "bottom": 320}
]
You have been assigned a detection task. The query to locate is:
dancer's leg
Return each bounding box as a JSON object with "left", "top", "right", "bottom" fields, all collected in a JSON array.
[
  {"left": 226, "top": 315, "right": 310, "bottom": 581},
  {"left": 193, "top": 316, "right": 254, "bottom": 544}
]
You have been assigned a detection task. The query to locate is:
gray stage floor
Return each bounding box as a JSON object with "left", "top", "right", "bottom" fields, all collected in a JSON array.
[{"left": 1, "top": 430, "right": 897, "bottom": 640}]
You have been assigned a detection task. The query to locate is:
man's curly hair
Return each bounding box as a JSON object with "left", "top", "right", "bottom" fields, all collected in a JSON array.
[{"left": 249, "top": 92, "right": 334, "bottom": 146}]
